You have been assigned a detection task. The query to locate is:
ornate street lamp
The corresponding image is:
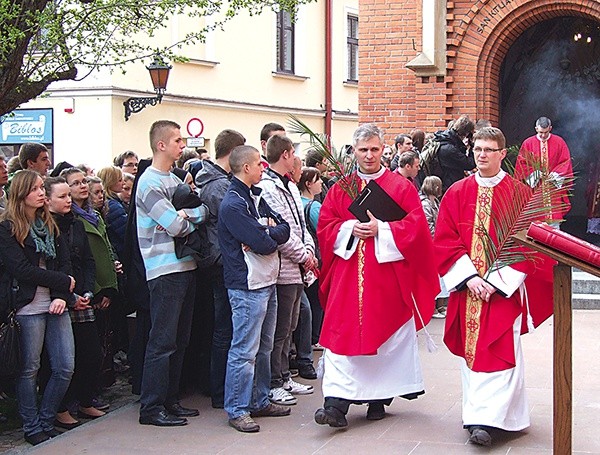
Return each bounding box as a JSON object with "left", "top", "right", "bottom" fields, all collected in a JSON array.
[{"left": 123, "top": 55, "right": 172, "bottom": 121}]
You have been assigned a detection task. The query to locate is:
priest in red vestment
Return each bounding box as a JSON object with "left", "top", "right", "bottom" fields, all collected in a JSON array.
[
  {"left": 313, "top": 123, "right": 439, "bottom": 429},
  {"left": 434, "top": 127, "right": 554, "bottom": 446},
  {"left": 514, "top": 116, "right": 573, "bottom": 223}
]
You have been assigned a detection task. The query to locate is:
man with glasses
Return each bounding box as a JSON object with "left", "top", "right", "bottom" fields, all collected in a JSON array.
[
  {"left": 114, "top": 151, "right": 139, "bottom": 176},
  {"left": 434, "top": 127, "right": 553, "bottom": 447},
  {"left": 515, "top": 117, "right": 572, "bottom": 225}
]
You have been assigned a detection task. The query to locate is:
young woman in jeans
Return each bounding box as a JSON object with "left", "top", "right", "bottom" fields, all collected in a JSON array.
[{"left": 0, "top": 170, "right": 75, "bottom": 445}]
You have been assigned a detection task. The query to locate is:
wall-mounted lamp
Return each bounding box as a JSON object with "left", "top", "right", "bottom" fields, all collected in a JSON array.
[{"left": 123, "top": 55, "right": 172, "bottom": 121}]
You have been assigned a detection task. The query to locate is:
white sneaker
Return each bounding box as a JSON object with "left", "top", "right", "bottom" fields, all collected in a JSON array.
[
  {"left": 269, "top": 387, "right": 298, "bottom": 405},
  {"left": 432, "top": 310, "right": 446, "bottom": 319},
  {"left": 283, "top": 378, "right": 314, "bottom": 395}
]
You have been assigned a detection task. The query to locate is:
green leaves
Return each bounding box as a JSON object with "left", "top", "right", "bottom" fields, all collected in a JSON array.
[{"left": 287, "top": 114, "right": 359, "bottom": 199}]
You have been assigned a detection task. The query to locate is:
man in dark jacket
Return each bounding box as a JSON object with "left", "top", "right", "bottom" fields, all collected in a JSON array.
[
  {"left": 195, "top": 128, "right": 245, "bottom": 409},
  {"left": 218, "top": 145, "right": 291, "bottom": 433},
  {"left": 435, "top": 115, "right": 476, "bottom": 193}
]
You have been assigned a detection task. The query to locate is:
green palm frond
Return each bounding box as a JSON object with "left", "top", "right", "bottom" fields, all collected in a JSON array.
[
  {"left": 474, "top": 153, "right": 575, "bottom": 277},
  {"left": 287, "top": 115, "right": 359, "bottom": 199}
]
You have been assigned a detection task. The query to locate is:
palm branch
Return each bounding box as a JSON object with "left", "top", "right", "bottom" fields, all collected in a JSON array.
[
  {"left": 287, "top": 115, "right": 359, "bottom": 199},
  {"left": 475, "top": 153, "right": 575, "bottom": 277}
]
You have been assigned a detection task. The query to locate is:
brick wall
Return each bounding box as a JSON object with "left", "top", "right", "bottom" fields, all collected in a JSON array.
[{"left": 360, "top": 0, "right": 600, "bottom": 139}]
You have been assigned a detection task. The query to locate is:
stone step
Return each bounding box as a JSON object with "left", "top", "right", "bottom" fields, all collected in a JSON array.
[
  {"left": 573, "top": 293, "right": 600, "bottom": 310},
  {"left": 573, "top": 271, "right": 600, "bottom": 294}
]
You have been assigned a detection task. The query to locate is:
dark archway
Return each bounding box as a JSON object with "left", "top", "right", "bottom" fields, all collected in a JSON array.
[{"left": 500, "top": 16, "right": 600, "bottom": 240}]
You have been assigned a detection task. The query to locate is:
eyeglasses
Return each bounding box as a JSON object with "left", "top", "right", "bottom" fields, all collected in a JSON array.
[
  {"left": 473, "top": 147, "right": 502, "bottom": 154},
  {"left": 68, "top": 179, "right": 88, "bottom": 187},
  {"left": 122, "top": 163, "right": 138, "bottom": 168}
]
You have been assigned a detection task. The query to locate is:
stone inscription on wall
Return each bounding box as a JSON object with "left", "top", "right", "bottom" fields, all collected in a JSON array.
[{"left": 476, "top": 0, "right": 516, "bottom": 33}]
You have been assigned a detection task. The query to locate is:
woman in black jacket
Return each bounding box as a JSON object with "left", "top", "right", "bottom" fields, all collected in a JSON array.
[
  {"left": 45, "top": 177, "right": 106, "bottom": 428},
  {"left": 0, "top": 170, "right": 75, "bottom": 446}
]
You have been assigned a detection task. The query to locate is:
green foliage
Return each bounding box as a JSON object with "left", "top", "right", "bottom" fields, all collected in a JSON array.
[
  {"left": 287, "top": 114, "right": 359, "bottom": 199},
  {"left": 0, "top": 0, "right": 312, "bottom": 116}
]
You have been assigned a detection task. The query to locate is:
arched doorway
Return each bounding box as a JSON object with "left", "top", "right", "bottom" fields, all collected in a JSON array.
[{"left": 499, "top": 16, "right": 600, "bottom": 240}]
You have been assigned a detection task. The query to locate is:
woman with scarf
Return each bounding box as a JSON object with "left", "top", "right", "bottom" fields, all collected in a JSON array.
[
  {"left": 0, "top": 170, "right": 76, "bottom": 446},
  {"left": 60, "top": 167, "right": 119, "bottom": 392},
  {"left": 45, "top": 176, "right": 106, "bottom": 428}
]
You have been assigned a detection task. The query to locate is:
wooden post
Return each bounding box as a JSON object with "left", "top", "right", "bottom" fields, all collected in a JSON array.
[{"left": 553, "top": 264, "right": 572, "bottom": 455}]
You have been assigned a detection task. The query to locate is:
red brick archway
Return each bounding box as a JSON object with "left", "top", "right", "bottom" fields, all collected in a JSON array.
[{"left": 450, "top": 0, "right": 600, "bottom": 125}]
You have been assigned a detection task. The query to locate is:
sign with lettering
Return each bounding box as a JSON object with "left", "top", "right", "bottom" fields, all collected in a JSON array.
[
  {"left": 0, "top": 109, "right": 54, "bottom": 144},
  {"left": 476, "top": 0, "right": 515, "bottom": 34}
]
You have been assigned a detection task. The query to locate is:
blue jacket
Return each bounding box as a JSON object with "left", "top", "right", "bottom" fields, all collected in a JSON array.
[
  {"left": 105, "top": 197, "right": 128, "bottom": 259},
  {"left": 218, "top": 177, "right": 290, "bottom": 290}
]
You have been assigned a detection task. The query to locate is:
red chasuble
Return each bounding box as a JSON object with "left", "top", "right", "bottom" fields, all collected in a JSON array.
[
  {"left": 317, "top": 169, "right": 439, "bottom": 356},
  {"left": 434, "top": 174, "right": 554, "bottom": 373},
  {"left": 514, "top": 134, "right": 573, "bottom": 220}
]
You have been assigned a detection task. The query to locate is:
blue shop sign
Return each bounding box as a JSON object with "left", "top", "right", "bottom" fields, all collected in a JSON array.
[{"left": 0, "top": 109, "right": 53, "bottom": 144}]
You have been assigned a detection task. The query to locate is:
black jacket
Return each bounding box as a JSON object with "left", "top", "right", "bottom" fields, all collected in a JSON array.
[
  {"left": 435, "top": 129, "right": 476, "bottom": 193},
  {"left": 53, "top": 212, "right": 96, "bottom": 296},
  {"left": 0, "top": 219, "right": 74, "bottom": 316}
]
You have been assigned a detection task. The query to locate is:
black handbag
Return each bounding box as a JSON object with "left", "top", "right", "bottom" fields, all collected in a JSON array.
[{"left": 0, "top": 279, "right": 21, "bottom": 376}]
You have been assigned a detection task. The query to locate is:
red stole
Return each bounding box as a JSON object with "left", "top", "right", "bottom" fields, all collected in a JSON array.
[{"left": 317, "top": 170, "right": 439, "bottom": 356}]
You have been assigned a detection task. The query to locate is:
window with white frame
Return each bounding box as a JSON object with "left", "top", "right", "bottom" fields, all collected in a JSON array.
[
  {"left": 276, "top": 10, "right": 295, "bottom": 73},
  {"left": 347, "top": 14, "right": 358, "bottom": 82}
]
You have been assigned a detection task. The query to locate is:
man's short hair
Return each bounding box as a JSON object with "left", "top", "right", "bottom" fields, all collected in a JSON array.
[
  {"left": 149, "top": 120, "right": 180, "bottom": 153},
  {"left": 451, "top": 115, "right": 475, "bottom": 139},
  {"left": 18, "top": 143, "right": 48, "bottom": 169},
  {"left": 176, "top": 149, "right": 200, "bottom": 169},
  {"left": 113, "top": 150, "right": 138, "bottom": 167},
  {"left": 305, "top": 149, "right": 324, "bottom": 168},
  {"left": 394, "top": 134, "right": 411, "bottom": 149},
  {"left": 7, "top": 156, "right": 22, "bottom": 173},
  {"left": 260, "top": 123, "right": 285, "bottom": 143},
  {"left": 265, "top": 134, "right": 294, "bottom": 164},
  {"left": 229, "top": 145, "right": 260, "bottom": 174},
  {"left": 215, "top": 129, "right": 246, "bottom": 160},
  {"left": 473, "top": 127, "right": 506, "bottom": 150},
  {"left": 536, "top": 117, "right": 552, "bottom": 129},
  {"left": 353, "top": 124, "right": 385, "bottom": 147},
  {"left": 399, "top": 151, "right": 419, "bottom": 168}
]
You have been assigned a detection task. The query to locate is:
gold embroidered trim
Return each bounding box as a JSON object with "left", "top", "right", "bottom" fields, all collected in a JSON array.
[
  {"left": 541, "top": 140, "right": 553, "bottom": 220},
  {"left": 357, "top": 179, "right": 367, "bottom": 339},
  {"left": 464, "top": 186, "right": 493, "bottom": 369}
]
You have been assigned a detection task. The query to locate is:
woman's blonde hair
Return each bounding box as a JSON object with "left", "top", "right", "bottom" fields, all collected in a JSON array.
[
  {"left": 1, "top": 170, "right": 58, "bottom": 245},
  {"left": 97, "top": 166, "right": 123, "bottom": 200}
]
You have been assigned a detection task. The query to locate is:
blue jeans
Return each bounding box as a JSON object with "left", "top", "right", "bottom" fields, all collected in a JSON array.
[
  {"left": 140, "top": 270, "right": 196, "bottom": 418},
  {"left": 210, "top": 267, "right": 232, "bottom": 408},
  {"left": 225, "top": 285, "right": 277, "bottom": 419},
  {"left": 293, "top": 291, "right": 313, "bottom": 366},
  {"left": 15, "top": 312, "right": 74, "bottom": 436}
]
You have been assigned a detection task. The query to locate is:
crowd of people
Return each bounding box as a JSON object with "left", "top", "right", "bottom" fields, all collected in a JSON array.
[{"left": 0, "top": 115, "right": 572, "bottom": 447}]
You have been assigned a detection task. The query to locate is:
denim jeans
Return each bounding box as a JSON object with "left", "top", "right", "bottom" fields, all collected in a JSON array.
[
  {"left": 225, "top": 285, "right": 277, "bottom": 419},
  {"left": 210, "top": 267, "right": 232, "bottom": 408},
  {"left": 15, "top": 312, "right": 74, "bottom": 436},
  {"left": 271, "top": 284, "right": 303, "bottom": 388},
  {"left": 140, "top": 270, "right": 196, "bottom": 418},
  {"left": 293, "top": 291, "right": 313, "bottom": 367}
]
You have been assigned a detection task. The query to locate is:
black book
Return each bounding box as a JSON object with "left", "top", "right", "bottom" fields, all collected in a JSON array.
[{"left": 348, "top": 179, "right": 407, "bottom": 223}]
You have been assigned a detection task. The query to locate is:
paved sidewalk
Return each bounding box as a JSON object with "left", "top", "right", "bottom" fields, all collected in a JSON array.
[{"left": 4, "top": 311, "right": 600, "bottom": 454}]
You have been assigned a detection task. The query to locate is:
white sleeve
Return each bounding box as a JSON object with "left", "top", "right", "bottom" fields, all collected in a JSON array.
[
  {"left": 374, "top": 221, "right": 404, "bottom": 263},
  {"left": 333, "top": 220, "right": 359, "bottom": 259},
  {"left": 486, "top": 266, "right": 527, "bottom": 298},
  {"left": 442, "top": 254, "right": 478, "bottom": 291}
]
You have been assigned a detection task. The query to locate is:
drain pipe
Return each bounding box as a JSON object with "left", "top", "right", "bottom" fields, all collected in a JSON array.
[{"left": 325, "top": 0, "right": 333, "bottom": 144}]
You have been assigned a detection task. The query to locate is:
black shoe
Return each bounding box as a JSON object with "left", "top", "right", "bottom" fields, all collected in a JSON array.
[
  {"left": 298, "top": 363, "right": 317, "bottom": 380},
  {"left": 468, "top": 426, "right": 492, "bottom": 446},
  {"left": 211, "top": 401, "right": 224, "bottom": 409},
  {"left": 165, "top": 403, "right": 200, "bottom": 417},
  {"left": 314, "top": 407, "right": 348, "bottom": 428},
  {"left": 139, "top": 410, "right": 188, "bottom": 427},
  {"left": 25, "top": 431, "right": 50, "bottom": 446},
  {"left": 44, "top": 428, "right": 61, "bottom": 438},
  {"left": 366, "top": 403, "right": 386, "bottom": 421}
]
